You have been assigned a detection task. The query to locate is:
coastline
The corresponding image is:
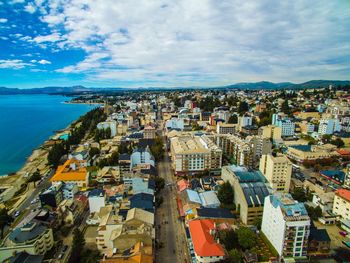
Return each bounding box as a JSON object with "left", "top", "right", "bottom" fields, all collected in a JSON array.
[{"left": 64, "top": 101, "right": 102, "bottom": 105}]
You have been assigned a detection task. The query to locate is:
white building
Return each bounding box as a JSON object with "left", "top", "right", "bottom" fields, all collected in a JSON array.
[
  {"left": 88, "top": 189, "right": 106, "bottom": 214},
  {"left": 130, "top": 146, "right": 155, "bottom": 170},
  {"left": 97, "top": 120, "right": 117, "bottom": 137},
  {"left": 262, "top": 193, "right": 310, "bottom": 260},
  {"left": 333, "top": 188, "right": 350, "bottom": 221},
  {"left": 272, "top": 113, "right": 295, "bottom": 137},
  {"left": 62, "top": 183, "right": 79, "bottom": 199},
  {"left": 165, "top": 118, "right": 185, "bottom": 131},
  {"left": 318, "top": 118, "right": 341, "bottom": 135},
  {"left": 238, "top": 115, "right": 253, "bottom": 128}
]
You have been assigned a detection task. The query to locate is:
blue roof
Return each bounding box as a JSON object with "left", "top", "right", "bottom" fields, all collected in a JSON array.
[
  {"left": 88, "top": 189, "right": 105, "bottom": 197},
  {"left": 235, "top": 170, "right": 266, "bottom": 183},
  {"left": 270, "top": 193, "right": 308, "bottom": 217},
  {"left": 197, "top": 207, "right": 235, "bottom": 219},
  {"left": 186, "top": 189, "right": 202, "bottom": 204},
  {"left": 290, "top": 145, "right": 312, "bottom": 152},
  {"left": 320, "top": 170, "right": 345, "bottom": 183},
  {"left": 129, "top": 193, "right": 154, "bottom": 212},
  {"left": 240, "top": 182, "right": 269, "bottom": 207}
]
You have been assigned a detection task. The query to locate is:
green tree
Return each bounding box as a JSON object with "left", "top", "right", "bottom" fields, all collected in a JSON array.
[
  {"left": 228, "top": 248, "right": 242, "bottom": 263},
  {"left": 48, "top": 143, "right": 67, "bottom": 167},
  {"left": 253, "top": 217, "right": 262, "bottom": 230},
  {"left": 89, "top": 147, "right": 100, "bottom": 158},
  {"left": 219, "top": 229, "right": 238, "bottom": 251},
  {"left": 305, "top": 205, "right": 323, "bottom": 220},
  {"left": 331, "top": 138, "right": 345, "bottom": 148},
  {"left": 238, "top": 101, "right": 249, "bottom": 115},
  {"left": 0, "top": 208, "right": 12, "bottom": 238},
  {"left": 281, "top": 99, "right": 290, "bottom": 114},
  {"left": 218, "top": 181, "right": 234, "bottom": 205},
  {"left": 291, "top": 188, "right": 307, "bottom": 202},
  {"left": 236, "top": 227, "right": 257, "bottom": 250},
  {"left": 228, "top": 114, "right": 238, "bottom": 124},
  {"left": 69, "top": 228, "right": 85, "bottom": 263},
  {"left": 28, "top": 169, "right": 41, "bottom": 186},
  {"left": 155, "top": 177, "right": 165, "bottom": 194},
  {"left": 150, "top": 136, "right": 164, "bottom": 161}
]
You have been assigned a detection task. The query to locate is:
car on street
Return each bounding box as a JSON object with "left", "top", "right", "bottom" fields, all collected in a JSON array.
[{"left": 14, "top": 211, "right": 20, "bottom": 217}]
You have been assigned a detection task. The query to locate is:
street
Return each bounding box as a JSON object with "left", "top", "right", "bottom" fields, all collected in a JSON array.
[{"left": 156, "top": 133, "right": 190, "bottom": 263}]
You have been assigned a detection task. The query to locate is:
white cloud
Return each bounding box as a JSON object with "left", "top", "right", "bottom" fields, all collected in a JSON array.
[
  {"left": 37, "top": 0, "right": 350, "bottom": 85},
  {"left": 24, "top": 3, "right": 36, "bottom": 14},
  {"left": 0, "top": 18, "right": 7, "bottom": 23},
  {"left": 10, "top": 0, "right": 25, "bottom": 4},
  {"left": 33, "top": 32, "right": 63, "bottom": 43},
  {"left": 0, "top": 59, "right": 31, "bottom": 69},
  {"left": 38, "top": 59, "right": 51, "bottom": 64},
  {"left": 30, "top": 59, "right": 37, "bottom": 63}
]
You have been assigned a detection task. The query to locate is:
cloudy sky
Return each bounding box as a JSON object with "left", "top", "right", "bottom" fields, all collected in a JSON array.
[{"left": 0, "top": 0, "right": 349, "bottom": 88}]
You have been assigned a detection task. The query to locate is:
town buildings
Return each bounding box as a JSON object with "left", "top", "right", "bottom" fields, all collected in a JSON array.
[
  {"left": 259, "top": 154, "right": 292, "bottom": 192},
  {"left": 262, "top": 193, "right": 310, "bottom": 260}
]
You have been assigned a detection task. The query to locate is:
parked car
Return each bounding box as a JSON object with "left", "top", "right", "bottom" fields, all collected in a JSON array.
[
  {"left": 339, "top": 231, "right": 347, "bottom": 237},
  {"left": 14, "top": 211, "right": 20, "bottom": 217}
]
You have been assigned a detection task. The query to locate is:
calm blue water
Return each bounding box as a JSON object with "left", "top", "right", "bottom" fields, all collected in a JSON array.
[{"left": 0, "top": 95, "right": 96, "bottom": 175}]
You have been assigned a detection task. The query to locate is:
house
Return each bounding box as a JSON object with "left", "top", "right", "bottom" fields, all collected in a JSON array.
[
  {"left": 188, "top": 219, "right": 225, "bottom": 262},
  {"left": 89, "top": 189, "right": 106, "bottom": 214},
  {"left": 129, "top": 193, "right": 154, "bottom": 213},
  {"left": 96, "top": 166, "right": 121, "bottom": 183},
  {"left": 57, "top": 198, "right": 84, "bottom": 225},
  {"left": 130, "top": 147, "right": 155, "bottom": 170},
  {"left": 308, "top": 227, "right": 331, "bottom": 255},
  {"left": 177, "top": 179, "right": 190, "bottom": 192},
  {"left": 50, "top": 158, "right": 89, "bottom": 189},
  {"left": 0, "top": 222, "right": 54, "bottom": 262},
  {"left": 39, "top": 184, "right": 63, "bottom": 209},
  {"left": 123, "top": 177, "right": 155, "bottom": 195},
  {"left": 195, "top": 207, "right": 235, "bottom": 224},
  {"left": 62, "top": 183, "right": 79, "bottom": 199}
]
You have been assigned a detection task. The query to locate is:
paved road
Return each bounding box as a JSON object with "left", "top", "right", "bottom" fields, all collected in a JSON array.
[
  {"left": 17, "top": 169, "right": 55, "bottom": 214},
  {"left": 156, "top": 135, "right": 190, "bottom": 263}
]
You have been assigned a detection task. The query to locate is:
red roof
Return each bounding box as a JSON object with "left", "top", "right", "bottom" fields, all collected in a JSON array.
[
  {"left": 336, "top": 188, "right": 350, "bottom": 202},
  {"left": 337, "top": 148, "right": 350, "bottom": 155},
  {"left": 188, "top": 219, "right": 225, "bottom": 257},
  {"left": 177, "top": 179, "right": 190, "bottom": 192}
]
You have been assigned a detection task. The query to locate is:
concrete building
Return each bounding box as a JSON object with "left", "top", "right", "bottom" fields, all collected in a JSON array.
[
  {"left": 258, "top": 125, "right": 282, "bottom": 143},
  {"left": 0, "top": 222, "right": 54, "bottom": 262},
  {"left": 97, "top": 120, "right": 118, "bottom": 137},
  {"left": 143, "top": 126, "right": 156, "bottom": 139},
  {"left": 333, "top": 188, "right": 350, "bottom": 221},
  {"left": 221, "top": 165, "right": 269, "bottom": 224},
  {"left": 262, "top": 193, "right": 310, "bottom": 260},
  {"left": 272, "top": 113, "right": 295, "bottom": 137},
  {"left": 170, "top": 134, "right": 222, "bottom": 176},
  {"left": 238, "top": 115, "right": 253, "bottom": 130},
  {"left": 165, "top": 118, "right": 185, "bottom": 131},
  {"left": 130, "top": 146, "right": 155, "bottom": 170},
  {"left": 286, "top": 145, "right": 331, "bottom": 163},
  {"left": 216, "top": 123, "right": 236, "bottom": 135},
  {"left": 318, "top": 118, "right": 341, "bottom": 135},
  {"left": 88, "top": 189, "right": 106, "bottom": 214},
  {"left": 259, "top": 154, "right": 292, "bottom": 192}
]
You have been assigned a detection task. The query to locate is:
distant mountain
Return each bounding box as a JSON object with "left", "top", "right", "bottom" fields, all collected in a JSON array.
[
  {"left": 222, "top": 81, "right": 294, "bottom": 90},
  {"left": 0, "top": 80, "right": 349, "bottom": 94},
  {"left": 291, "top": 80, "right": 350, "bottom": 89}
]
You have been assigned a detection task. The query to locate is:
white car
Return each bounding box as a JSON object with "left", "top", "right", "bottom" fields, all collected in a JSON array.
[{"left": 14, "top": 211, "right": 20, "bottom": 217}]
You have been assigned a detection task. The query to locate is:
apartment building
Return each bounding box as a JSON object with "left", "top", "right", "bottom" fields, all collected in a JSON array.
[
  {"left": 258, "top": 125, "right": 282, "bottom": 143},
  {"left": 221, "top": 165, "right": 269, "bottom": 225},
  {"left": 286, "top": 145, "right": 331, "bottom": 163},
  {"left": 97, "top": 120, "right": 118, "bottom": 137},
  {"left": 170, "top": 134, "right": 222, "bottom": 176},
  {"left": 272, "top": 113, "right": 295, "bottom": 137},
  {"left": 0, "top": 222, "right": 54, "bottom": 262},
  {"left": 216, "top": 122, "right": 236, "bottom": 134},
  {"left": 333, "top": 188, "right": 350, "bottom": 221},
  {"left": 318, "top": 118, "right": 341, "bottom": 135},
  {"left": 143, "top": 125, "right": 156, "bottom": 139},
  {"left": 259, "top": 154, "right": 292, "bottom": 192},
  {"left": 262, "top": 193, "right": 310, "bottom": 260}
]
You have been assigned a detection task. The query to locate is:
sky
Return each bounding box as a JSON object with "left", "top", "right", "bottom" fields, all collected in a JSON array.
[{"left": 0, "top": 0, "right": 350, "bottom": 89}]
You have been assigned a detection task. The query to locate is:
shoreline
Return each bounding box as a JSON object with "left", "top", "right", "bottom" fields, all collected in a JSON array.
[
  {"left": 0, "top": 102, "right": 95, "bottom": 183},
  {"left": 64, "top": 101, "right": 102, "bottom": 105}
]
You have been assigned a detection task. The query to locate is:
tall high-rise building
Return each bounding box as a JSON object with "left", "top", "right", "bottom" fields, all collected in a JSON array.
[
  {"left": 259, "top": 154, "right": 292, "bottom": 192},
  {"left": 262, "top": 193, "right": 310, "bottom": 260}
]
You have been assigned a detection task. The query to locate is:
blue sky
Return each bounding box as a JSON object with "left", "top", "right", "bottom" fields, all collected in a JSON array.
[{"left": 0, "top": 0, "right": 349, "bottom": 89}]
